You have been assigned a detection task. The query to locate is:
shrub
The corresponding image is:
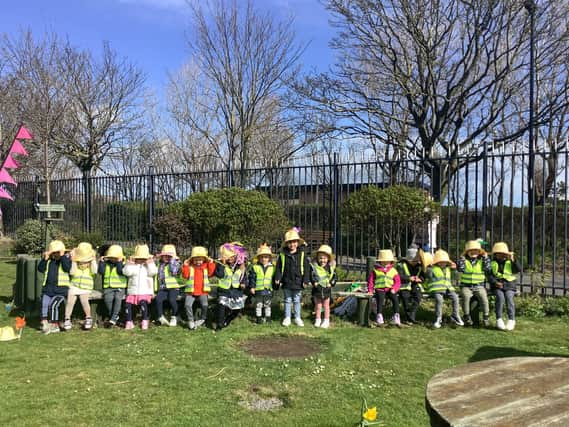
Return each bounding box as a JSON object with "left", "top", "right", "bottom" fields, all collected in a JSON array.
[
  {"left": 515, "top": 294, "right": 545, "bottom": 319},
  {"left": 165, "top": 188, "right": 289, "bottom": 250},
  {"left": 544, "top": 297, "right": 569, "bottom": 317},
  {"left": 15, "top": 219, "right": 56, "bottom": 254},
  {"left": 152, "top": 212, "right": 192, "bottom": 249}
]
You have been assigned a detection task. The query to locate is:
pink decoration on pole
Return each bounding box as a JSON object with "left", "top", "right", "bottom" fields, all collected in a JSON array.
[
  {"left": 3, "top": 155, "right": 19, "bottom": 169},
  {"left": 15, "top": 126, "right": 33, "bottom": 140},
  {"left": 0, "top": 187, "right": 13, "bottom": 201},
  {"left": 0, "top": 169, "right": 16, "bottom": 186},
  {"left": 9, "top": 139, "right": 28, "bottom": 156}
]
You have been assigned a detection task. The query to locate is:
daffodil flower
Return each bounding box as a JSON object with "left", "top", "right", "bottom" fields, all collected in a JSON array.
[{"left": 363, "top": 406, "right": 377, "bottom": 421}]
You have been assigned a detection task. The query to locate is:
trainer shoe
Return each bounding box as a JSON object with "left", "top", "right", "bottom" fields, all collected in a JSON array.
[
  {"left": 169, "top": 316, "right": 177, "bottom": 327},
  {"left": 464, "top": 315, "right": 474, "bottom": 326},
  {"left": 188, "top": 321, "right": 196, "bottom": 330},
  {"left": 451, "top": 314, "right": 464, "bottom": 326},
  {"left": 320, "top": 319, "right": 330, "bottom": 329},
  {"left": 433, "top": 319, "right": 442, "bottom": 329},
  {"left": 506, "top": 319, "right": 516, "bottom": 331},
  {"left": 282, "top": 317, "right": 291, "bottom": 327},
  {"left": 195, "top": 319, "right": 206, "bottom": 328},
  {"left": 141, "top": 320, "right": 149, "bottom": 330},
  {"left": 496, "top": 318, "right": 506, "bottom": 330},
  {"left": 41, "top": 320, "right": 50, "bottom": 333},
  {"left": 109, "top": 318, "right": 117, "bottom": 326},
  {"left": 44, "top": 323, "right": 60, "bottom": 335},
  {"left": 125, "top": 321, "right": 134, "bottom": 330},
  {"left": 314, "top": 318, "right": 322, "bottom": 328},
  {"left": 376, "top": 313, "right": 384, "bottom": 326},
  {"left": 63, "top": 318, "right": 72, "bottom": 331},
  {"left": 294, "top": 317, "right": 304, "bottom": 327},
  {"left": 158, "top": 315, "right": 169, "bottom": 326},
  {"left": 84, "top": 317, "right": 93, "bottom": 330}
]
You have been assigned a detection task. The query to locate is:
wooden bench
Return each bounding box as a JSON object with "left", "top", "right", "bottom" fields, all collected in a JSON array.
[{"left": 426, "top": 357, "right": 569, "bottom": 426}]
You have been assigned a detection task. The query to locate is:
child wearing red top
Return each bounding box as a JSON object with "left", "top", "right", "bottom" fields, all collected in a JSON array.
[
  {"left": 182, "top": 246, "right": 218, "bottom": 330},
  {"left": 367, "top": 249, "right": 401, "bottom": 327}
]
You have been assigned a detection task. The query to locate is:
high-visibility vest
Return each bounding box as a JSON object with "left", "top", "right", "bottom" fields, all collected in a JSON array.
[
  {"left": 253, "top": 264, "right": 274, "bottom": 291},
  {"left": 460, "top": 259, "right": 486, "bottom": 285},
  {"left": 491, "top": 260, "right": 517, "bottom": 282},
  {"left": 280, "top": 252, "right": 305, "bottom": 275},
  {"left": 398, "top": 262, "right": 411, "bottom": 291},
  {"left": 103, "top": 264, "right": 127, "bottom": 289},
  {"left": 71, "top": 267, "right": 95, "bottom": 290},
  {"left": 312, "top": 263, "right": 335, "bottom": 288},
  {"left": 373, "top": 267, "right": 398, "bottom": 289},
  {"left": 185, "top": 266, "right": 211, "bottom": 293},
  {"left": 428, "top": 266, "right": 454, "bottom": 293},
  {"left": 218, "top": 265, "right": 243, "bottom": 290},
  {"left": 154, "top": 264, "right": 179, "bottom": 291},
  {"left": 42, "top": 261, "right": 70, "bottom": 288}
]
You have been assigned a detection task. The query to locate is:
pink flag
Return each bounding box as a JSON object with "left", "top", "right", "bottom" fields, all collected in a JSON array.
[
  {"left": 0, "top": 169, "right": 16, "bottom": 186},
  {"left": 10, "top": 139, "right": 28, "bottom": 156},
  {"left": 15, "top": 126, "right": 33, "bottom": 140},
  {"left": 0, "top": 187, "right": 13, "bottom": 201},
  {"left": 3, "top": 155, "right": 19, "bottom": 169}
]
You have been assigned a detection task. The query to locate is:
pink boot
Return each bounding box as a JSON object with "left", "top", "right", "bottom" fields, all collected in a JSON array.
[
  {"left": 376, "top": 313, "right": 384, "bottom": 326},
  {"left": 141, "top": 320, "right": 149, "bottom": 330},
  {"left": 125, "top": 321, "right": 134, "bottom": 330},
  {"left": 392, "top": 313, "right": 401, "bottom": 327}
]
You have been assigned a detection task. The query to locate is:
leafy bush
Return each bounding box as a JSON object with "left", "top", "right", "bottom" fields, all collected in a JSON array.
[
  {"left": 164, "top": 188, "right": 289, "bottom": 250},
  {"left": 15, "top": 219, "right": 56, "bottom": 254},
  {"left": 515, "top": 294, "right": 545, "bottom": 319},
  {"left": 65, "top": 231, "right": 106, "bottom": 250},
  {"left": 544, "top": 297, "right": 569, "bottom": 317},
  {"left": 152, "top": 212, "right": 192, "bottom": 249},
  {"left": 342, "top": 185, "right": 439, "bottom": 254}
]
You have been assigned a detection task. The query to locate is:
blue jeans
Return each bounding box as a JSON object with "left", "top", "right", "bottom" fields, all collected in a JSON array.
[{"left": 283, "top": 288, "right": 302, "bottom": 319}]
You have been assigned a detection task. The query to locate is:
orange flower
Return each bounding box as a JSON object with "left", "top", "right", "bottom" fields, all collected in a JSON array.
[{"left": 15, "top": 316, "right": 26, "bottom": 330}]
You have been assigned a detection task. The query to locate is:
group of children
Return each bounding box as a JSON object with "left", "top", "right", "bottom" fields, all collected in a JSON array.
[{"left": 38, "top": 228, "right": 519, "bottom": 334}]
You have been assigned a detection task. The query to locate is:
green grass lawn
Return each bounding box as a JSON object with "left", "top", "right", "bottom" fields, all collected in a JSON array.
[{"left": 0, "top": 260, "right": 568, "bottom": 426}]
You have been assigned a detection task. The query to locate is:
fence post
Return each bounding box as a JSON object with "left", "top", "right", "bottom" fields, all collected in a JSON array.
[
  {"left": 482, "top": 139, "right": 488, "bottom": 240},
  {"left": 148, "top": 167, "right": 155, "bottom": 252},
  {"left": 82, "top": 169, "right": 92, "bottom": 233},
  {"left": 332, "top": 152, "right": 340, "bottom": 254}
]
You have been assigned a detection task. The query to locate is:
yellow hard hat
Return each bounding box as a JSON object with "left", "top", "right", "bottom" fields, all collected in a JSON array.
[
  {"left": 47, "top": 240, "right": 66, "bottom": 255},
  {"left": 189, "top": 246, "right": 208, "bottom": 261},
  {"left": 105, "top": 245, "right": 124, "bottom": 260},
  {"left": 432, "top": 249, "right": 451, "bottom": 266},
  {"left": 282, "top": 228, "right": 305, "bottom": 246},
  {"left": 72, "top": 242, "right": 95, "bottom": 263},
  {"left": 0, "top": 326, "right": 18, "bottom": 341},
  {"left": 492, "top": 242, "right": 512, "bottom": 255},
  {"left": 133, "top": 244, "right": 152, "bottom": 259},
  {"left": 157, "top": 244, "right": 178, "bottom": 259},
  {"left": 377, "top": 249, "right": 395, "bottom": 263},
  {"left": 314, "top": 244, "right": 335, "bottom": 261}
]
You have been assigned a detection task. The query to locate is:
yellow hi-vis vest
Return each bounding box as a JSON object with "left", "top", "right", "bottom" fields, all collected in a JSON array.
[
  {"left": 253, "top": 264, "right": 274, "bottom": 291},
  {"left": 398, "top": 262, "right": 412, "bottom": 291},
  {"left": 42, "top": 260, "right": 70, "bottom": 288},
  {"left": 491, "top": 260, "right": 517, "bottom": 282},
  {"left": 428, "top": 266, "right": 454, "bottom": 293},
  {"left": 71, "top": 267, "right": 95, "bottom": 290},
  {"left": 460, "top": 259, "right": 486, "bottom": 285},
  {"left": 312, "top": 263, "right": 335, "bottom": 288},
  {"left": 154, "top": 264, "right": 180, "bottom": 291},
  {"left": 279, "top": 252, "right": 305, "bottom": 275},
  {"left": 185, "top": 266, "right": 211, "bottom": 293},
  {"left": 103, "top": 264, "right": 127, "bottom": 289},
  {"left": 218, "top": 265, "right": 243, "bottom": 290},
  {"left": 373, "top": 267, "right": 398, "bottom": 289}
]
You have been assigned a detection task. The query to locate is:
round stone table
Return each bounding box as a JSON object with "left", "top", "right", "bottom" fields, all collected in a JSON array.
[{"left": 426, "top": 357, "right": 569, "bottom": 427}]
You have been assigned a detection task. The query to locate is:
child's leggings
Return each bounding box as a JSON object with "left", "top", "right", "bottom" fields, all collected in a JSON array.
[
  {"left": 375, "top": 290, "right": 399, "bottom": 314},
  {"left": 314, "top": 296, "right": 330, "bottom": 320},
  {"left": 460, "top": 285, "right": 489, "bottom": 318},
  {"left": 104, "top": 288, "right": 125, "bottom": 322},
  {"left": 433, "top": 291, "right": 460, "bottom": 320},
  {"left": 125, "top": 300, "right": 149, "bottom": 321},
  {"left": 155, "top": 289, "right": 179, "bottom": 317},
  {"left": 65, "top": 294, "right": 91, "bottom": 319},
  {"left": 254, "top": 294, "right": 272, "bottom": 318},
  {"left": 41, "top": 295, "right": 66, "bottom": 322},
  {"left": 185, "top": 294, "right": 208, "bottom": 322}
]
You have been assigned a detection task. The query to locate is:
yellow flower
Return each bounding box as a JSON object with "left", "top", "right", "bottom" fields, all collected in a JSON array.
[{"left": 363, "top": 406, "right": 377, "bottom": 421}]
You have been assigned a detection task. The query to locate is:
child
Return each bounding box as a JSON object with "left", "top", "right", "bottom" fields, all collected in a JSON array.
[
  {"left": 215, "top": 242, "right": 248, "bottom": 331},
  {"left": 63, "top": 242, "right": 98, "bottom": 331},
  {"left": 248, "top": 244, "right": 276, "bottom": 324},
  {"left": 425, "top": 249, "right": 464, "bottom": 328},
  {"left": 98, "top": 245, "right": 127, "bottom": 326},
  {"left": 310, "top": 245, "right": 337, "bottom": 328},
  {"left": 457, "top": 240, "right": 492, "bottom": 326},
  {"left": 182, "top": 246, "right": 219, "bottom": 330},
  {"left": 396, "top": 244, "right": 423, "bottom": 324},
  {"left": 367, "top": 249, "right": 401, "bottom": 327},
  {"left": 38, "top": 240, "right": 72, "bottom": 334},
  {"left": 488, "top": 242, "right": 521, "bottom": 331},
  {"left": 274, "top": 228, "right": 311, "bottom": 327},
  {"left": 123, "top": 244, "right": 157, "bottom": 330},
  {"left": 154, "top": 244, "right": 181, "bottom": 327}
]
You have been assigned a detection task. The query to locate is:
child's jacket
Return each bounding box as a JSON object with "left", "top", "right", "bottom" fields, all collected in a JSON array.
[
  {"left": 38, "top": 256, "right": 72, "bottom": 297},
  {"left": 274, "top": 246, "right": 311, "bottom": 290},
  {"left": 488, "top": 258, "right": 522, "bottom": 291},
  {"left": 367, "top": 263, "right": 401, "bottom": 293},
  {"left": 396, "top": 260, "right": 423, "bottom": 291},
  {"left": 98, "top": 260, "right": 127, "bottom": 289},
  {"left": 123, "top": 262, "right": 157, "bottom": 296},
  {"left": 425, "top": 265, "right": 455, "bottom": 293},
  {"left": 248, "top": 263, "right": 276, "bottom": 294},
  {"left": 182, "top": 260, "right": 218, "bottom": 295},
  {"left": 457, "top": 256, "right": 491, "bottom": 286}
]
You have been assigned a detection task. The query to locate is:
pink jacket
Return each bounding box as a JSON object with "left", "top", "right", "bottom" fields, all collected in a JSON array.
[{"left": 367, "top": 263, "right": 401, "bottom": 293}]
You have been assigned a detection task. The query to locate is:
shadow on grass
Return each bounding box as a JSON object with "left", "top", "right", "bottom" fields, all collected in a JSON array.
[{"left": 469, "top": 346, "right": 569, "bottom": 363}]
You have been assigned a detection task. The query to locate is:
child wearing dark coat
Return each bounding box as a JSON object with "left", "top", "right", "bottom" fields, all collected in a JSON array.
[
  {"left": 396, "top": 245, "right": 424, "bottom": 324},
  {"left": 488, "top": 242, "right": 521, "bottom": 331}
]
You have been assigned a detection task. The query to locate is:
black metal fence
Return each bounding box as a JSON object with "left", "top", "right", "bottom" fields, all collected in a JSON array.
[{"left": 3, "top": 149, "right": 568, "bottom": 295}]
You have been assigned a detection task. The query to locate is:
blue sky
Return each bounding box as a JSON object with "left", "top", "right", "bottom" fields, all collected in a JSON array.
[{"left": 0, "top": 0, "right": 335, "bottom": 89}]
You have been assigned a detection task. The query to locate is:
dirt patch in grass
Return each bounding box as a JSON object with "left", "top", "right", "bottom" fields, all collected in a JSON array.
[
  {"left": 240, "top": 334, "right": 322, "bottom": 358},
  {"left": 238, "top": 384, "right": 287, "bottom": 411}
]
